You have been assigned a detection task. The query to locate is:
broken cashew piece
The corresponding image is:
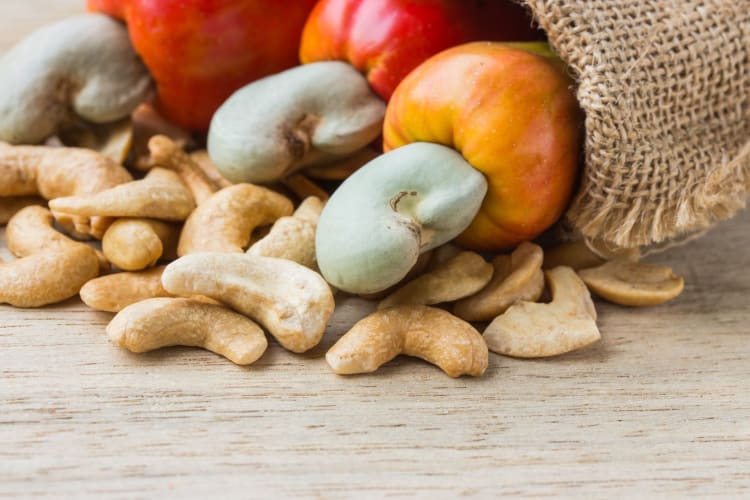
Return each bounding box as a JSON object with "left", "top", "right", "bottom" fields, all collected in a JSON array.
[
  {"left": 49, "top": 168, "right": 195, "bottom": 225},
  {"left": 454, "top": 242, "right": 545, "bottom": 322},
  {"left": 1, "top": 206, "right": 100, "bottom": 307},
  {"left": 578, "top": 259, "right": 684, "bottom": 306},
  {"left": 178, "top": 183, "right": 293, "bottom": 255},
  {"left": 148, "top": 135, "right": 222, "bottom": 204},
  {"left": 543, "top": 239, "right": 640, "bottom": 270},
  {"left": 189, "top": 149, "right": 232, "bottom": 189},
  {"left": 0, "top": 14, "right": 152, "bottom": 144},
  {"left": 247, "top": 196, "right": 324, "bottom": 269},
  {"left": 162, "top": 253, "right": 335, "bottom": 353},
  {"left": 378, "top": 251, "right": 493, "bottom": 309},
  {"left": 80, "top": 266, "right": 173, "bottom": 312},
  {"left": 326, "top": 305, "right": 488, "bottom": 378},
  {"left": 484, "top": 266, "right": 600, "bottom": 358},
  {"left": 208, "top": 61, "right": 385, "bottom": 184},
  {"left": 316, "top": 142, "right": 488, "bottom": 294},
  {"left": 107, "top": 298, "right": 268, "bottom": 365},
  {"left": 102, "top": 218, "right": 180, "bottom": 271}
]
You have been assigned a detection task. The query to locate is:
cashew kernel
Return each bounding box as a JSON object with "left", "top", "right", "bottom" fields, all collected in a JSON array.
[
  {"left": 148, "top": 135, "right": 223, "bottom": 204},
  {"left": 454, "top": 242, "right": 545, "bottom": 322},
  {"left": 80, "top": 266, "right": 173, "bottom": 313},
  {"left": 326, "top": 305, "right": 488, "bottom": 378},
  {"left": 483, "top": 266, "right": 600, "bottom": 358},
  {"left": 378, "top": 251, "right": 494, "bottom": 309},
  {"left": 102, "top": 218, "right": 180, "bottom": 271},
  {"left": 107, "top": 298, "right": 268, "bottom": 365},
  {"left": 177, "top": 183, "right": 293, "bottom": 255},
  {"left": 162, "top": 253, "right": 335, "bottom": 353},
  {"left": 578, "top": 259, "right": 684, "bottom": 306}
]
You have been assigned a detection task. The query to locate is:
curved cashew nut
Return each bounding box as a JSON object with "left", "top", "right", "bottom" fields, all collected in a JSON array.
[
  {"left": 484, "top": 266, "right": 600, "bottom": 358},
  {"left": 578, "top": 259, "right": 684, "bottom": 306},
  {"left": 81, "top": 266, "right": 173, "bottom": 313},
  {"left": 1, "top": 206, "right": 100, "bottom": 307},
  {"left": 0, "top": 14, "right": 152, "bottom": 144},
  {"left": 454, "top": 242, "right": 545, "bottom": 322},
  {"left": 377, "top": 251, "right": 494, "bottom": 309},
  {"left": 49, "top": 168, "right": 195, "bottom": 223},
  {"left": 178, "top": 183, "right": 293, "bottom": 255},
  {"left": 148, "top": 135, "right": 223, "bottom": 204},
  {"left": 208, "top": 61, "right": 385, "bottom": 184},
  {"left": 316, "top": 142, "right": 488, "bottom": 294},
  {"left": 326, "top": 305, "right": 488, "bottom": 378},
  {"left": 102, "top": 218, "right": 180, "bottom": 271},
  {"left": 107, "top": 298, "right": 268, "bottom": 365},
  {"left": 247, "top": 196, "right": 324, "bottom": 269},
  {"left": 161, "top": 253, "right": 335, "bottom": 353}
]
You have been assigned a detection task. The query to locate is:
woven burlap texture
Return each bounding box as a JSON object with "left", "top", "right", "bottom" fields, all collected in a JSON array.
[{"left": 524, "top": 0, "right": 750, "bottom": 248}]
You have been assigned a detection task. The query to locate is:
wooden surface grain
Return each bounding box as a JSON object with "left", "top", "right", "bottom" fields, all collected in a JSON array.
[{"left": 1, "top": 2, "right": 749, "bottom": 498}]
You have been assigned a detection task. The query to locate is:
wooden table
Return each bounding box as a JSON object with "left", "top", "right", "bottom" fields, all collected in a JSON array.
[{"left": 2, "top": 2, "right": 749, "bottom": 497}]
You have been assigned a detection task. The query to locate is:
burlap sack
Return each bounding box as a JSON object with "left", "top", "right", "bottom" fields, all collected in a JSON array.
[{"left": 524, "top": 0, "right": 750, "bottom": 248}]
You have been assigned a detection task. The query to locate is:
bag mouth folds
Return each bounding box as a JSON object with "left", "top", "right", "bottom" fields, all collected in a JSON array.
[{"left": 523, "top": 0, "right": 750, "bottom": 249}]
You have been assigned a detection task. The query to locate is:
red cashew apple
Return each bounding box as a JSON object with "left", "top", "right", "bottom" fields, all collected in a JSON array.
[
  {"left": 300, "top": 0, "right": 542, "bottom": 101},
  {"left": 383, "top": 42, "right": 583, "bottom": 251},
  {"left": 87, "top": 0, "right": 317, "bottom": 131}
]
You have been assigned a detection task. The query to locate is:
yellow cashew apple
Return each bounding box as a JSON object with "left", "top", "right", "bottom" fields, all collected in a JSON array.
[{"left": 383, "top": 42, "right": 583, "bottom": 251}]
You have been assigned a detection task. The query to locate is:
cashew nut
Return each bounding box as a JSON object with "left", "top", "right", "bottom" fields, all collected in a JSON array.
[
  {"left": 102, "top": 218, "right": 180, "bottom": 271},
  {"left": 107, "top": 298, "right": 268, "bottom": 365},
  {"left": 484, "top": 266, "right": 600, "bottom": 358},
  {"left": 454, "top": 242, "right": 545, "bottom": 322},
  {"left": 148, "top": 135, "right": 223, "bottom": 204},
  {"left": 132, "top": 103, "right": 193, "bottom": 171},
  {"left": 326, "top": 305, "right": 488, "bottom": 378},
  {"left": 0, "top": 14, "right": 152, "bottom": 144},
  {"left": 0, "top": 196, "right": 44, "bottom": 225},
  {"left": 207, "top": 61, "right": 385, "bottom": 184},
  {"left": 378, "top": 251, "right": 493, "bottom": 310},
  {"left": 161, "top": 253, "right": 335, "bottom": 353},
  {"left": 543, "top": 239, "right": 640, "bottom": 270},
  {"left": 578, "top": 259, "right": 684, "bottom": 306},
  {"left": 1, "top": 206, "right": 100, "bottom": 307},
  {"left": 316, "top": 142, "right": 488, "bottom": 294},
  {"left": 246, "top": 196, "right": 323, "bottom": 269},
  {"left": 177, "top": 183, "right": 293, "bottom": 255},
  {"left": 49, "top": 168, "right": 195, "bottom": 225},
  {"left": 189, "top": 149, "right": 232, "bottom": 189},
  {"left": 80, "top": 266, "right": 173, "bottom": 312}
]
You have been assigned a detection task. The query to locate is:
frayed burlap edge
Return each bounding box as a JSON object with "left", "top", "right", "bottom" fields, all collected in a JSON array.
[{"left": 521, "top": 0, "right": 750, "bottom": 248}]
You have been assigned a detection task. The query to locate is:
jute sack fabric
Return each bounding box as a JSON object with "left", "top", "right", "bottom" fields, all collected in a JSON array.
[{"left": 524, "top": 0, "right": 750, "bottom": 248}]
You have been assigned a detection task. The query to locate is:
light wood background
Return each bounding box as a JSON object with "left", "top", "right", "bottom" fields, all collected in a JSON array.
[{"left": 1, "top": 2, "right": 749, "bottom": 498}]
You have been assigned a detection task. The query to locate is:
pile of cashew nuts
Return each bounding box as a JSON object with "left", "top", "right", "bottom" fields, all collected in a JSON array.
[{"left": 0, "top": 14, "right": 686, "bottom": 378}]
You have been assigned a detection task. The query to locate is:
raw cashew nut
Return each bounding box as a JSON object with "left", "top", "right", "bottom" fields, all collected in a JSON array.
[
  {"left": 1, "top": 206, "right": 100, "bottom": 307},
  {"left": 326, "top": 305, "right": 488, "bottom": 378},
  {"left": 247, "top": 196, "right": 324, "bottom": 268},
  {"left": 378, "top": 251, "right": 493, "bottom": 309},
  {"left": 102, "top": 218, "right": 180, "bottom": 271},
  {"left": 0, "top": 14, "right": 152, "bottom": 144},
  {"left": 162, "top": 253, "right": 335, "bottom": 353},
  {"left": 178, "top": 183, "right": 293, "bottom": 255},
  {"left": 80, "top": 266, "right": 173, "bottom": 313},
  {"left": 578, "top": 259, "right": 684, "bottom": 306},
  {"left": 148, "top": 135, "right": 223, "bottom": 204},
  {"left": 484, "top": 266, "right": 600, "bottom": 358},
  {"left": 454, "top": 242, "right": 546, "bottom": 322},
  {"left": 107, "top": 298, "right": 268, "bottom": 365},
  {"left": 49, "top": 168, "right": 195, "bottom": 224},
  {"left": 0, "top": 196, "right": 44, "bottom": 225},
  {"left": 316, "top": 142, "right": 488, "bottom": 294},
  {"left": 208, "top": 61, "right": 385, "bottom": 184}
]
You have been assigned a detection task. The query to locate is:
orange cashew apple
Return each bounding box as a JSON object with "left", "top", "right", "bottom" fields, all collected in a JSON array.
[{"left": 384, "top": 42, "right": 583, "bottom": 251}]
